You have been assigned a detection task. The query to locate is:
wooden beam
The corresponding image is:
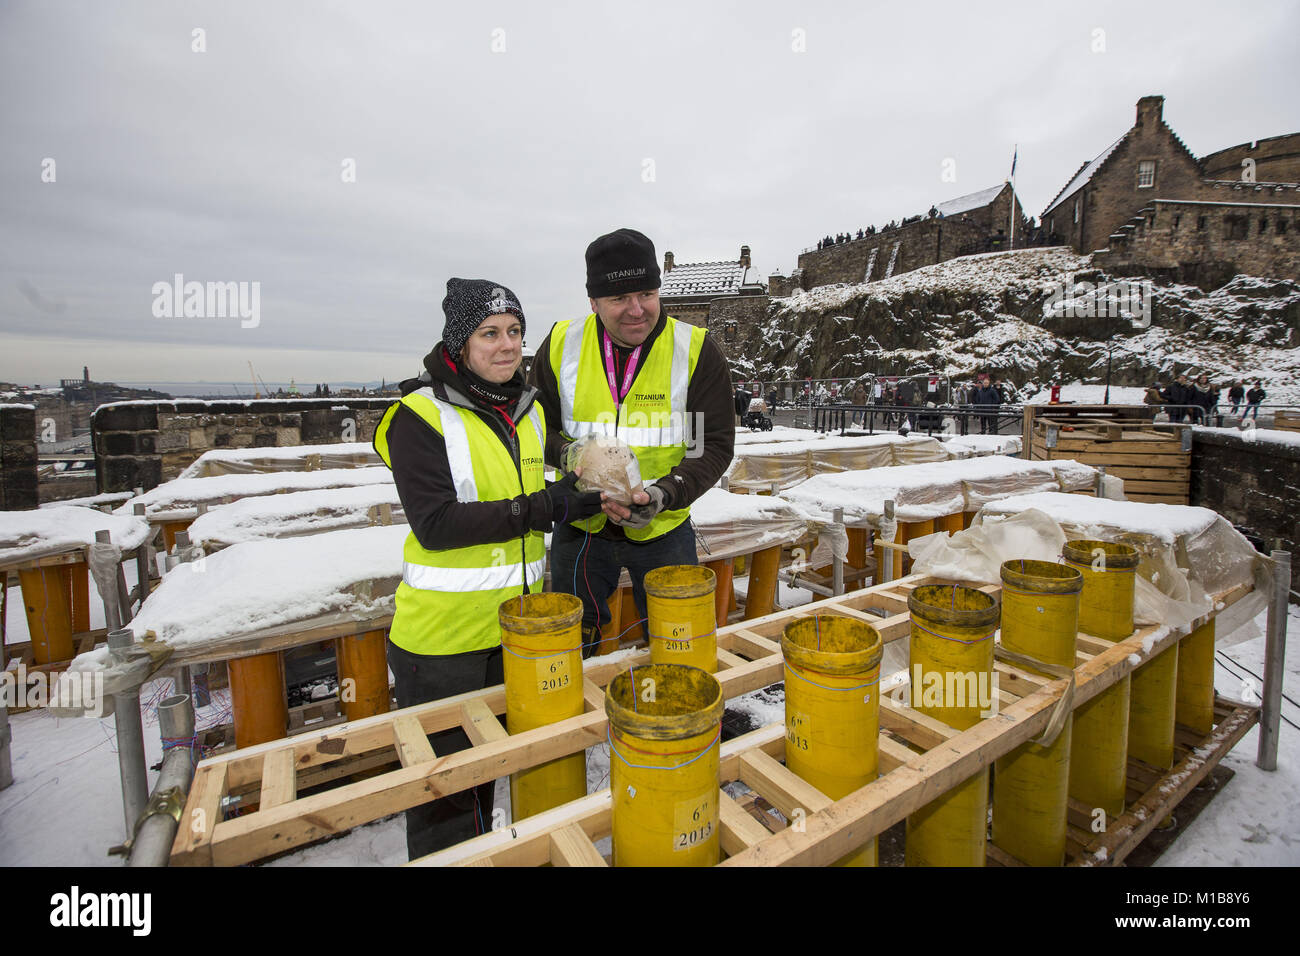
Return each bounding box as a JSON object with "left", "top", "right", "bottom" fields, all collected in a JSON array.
[
  {"left": 258, "top": 749, "right": 297, "bottom": 809},
  {"left": 392, "top": 714, "right": 436, "bottom": 768},
  {"left": 548, "top": 823, "right": 608, "bottom": 867},
  {"left": 739, "top": 750, "right": 832, "bottom": 818},
  {"left": 720, "top": 790, "right": 776, "bottom": 856},
  {"left": 879, "top": 695, "right": 957, "bottom": 749},
  {"left": 169, "top": 763, "right": 227, "bottom": 866},
  {"left": 461, "top": 699, "right": 509, "bottom": 747},
  {"left": 717, "top": 648, "right": 748, "bottom": 670},
  {"left": 582, "top": 677, "right": 606, "bottom": 712}
]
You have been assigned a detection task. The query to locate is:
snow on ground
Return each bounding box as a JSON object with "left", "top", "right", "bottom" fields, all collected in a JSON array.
[{"left": 1026, "top": 384, "right": 1150, "bottom": 406}]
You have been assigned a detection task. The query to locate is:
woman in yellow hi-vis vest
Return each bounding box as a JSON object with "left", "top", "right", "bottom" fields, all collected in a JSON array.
[{"left": 373, "top": 279, "right": 602, "bottom": 860}]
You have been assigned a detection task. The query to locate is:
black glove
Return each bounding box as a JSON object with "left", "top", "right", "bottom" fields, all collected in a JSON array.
[
  {"left": 535, "top": 470, "right": 603, "bottom": 526},
  {"left": 611, "top": 484, "right": 668, "bottom": 529}
]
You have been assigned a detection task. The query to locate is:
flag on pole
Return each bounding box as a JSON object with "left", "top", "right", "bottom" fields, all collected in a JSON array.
[{"left": 1010, "top": 145, "right": 1017, "bottom": 180}]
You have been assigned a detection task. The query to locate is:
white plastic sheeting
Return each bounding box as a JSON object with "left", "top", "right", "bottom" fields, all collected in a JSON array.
[
  {"left": 187, "top": 484, "right": 407, "bottom": 550},
  {"left": 726, "top": 433, "right": 948, "bottom": 492},
  {"left": 689, "top": 487, "right": 844, "bottom": 564},
  {"left": 177, "top": 441, "right": 382, "bottom": 478}
]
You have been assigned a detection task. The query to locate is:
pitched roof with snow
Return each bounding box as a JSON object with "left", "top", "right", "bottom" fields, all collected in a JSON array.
[
  {"left": 934, "top": 183, "right": 1007, "bottom": 218},
  {"left": 660, "top": 260, "right": 764, "bottom": 298},
  {"left": 1042, "top": 133, "right": 1128, "bottom": 217}
]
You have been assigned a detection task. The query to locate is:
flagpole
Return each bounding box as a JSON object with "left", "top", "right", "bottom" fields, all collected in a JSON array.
[{"left": 1009, "top": 144, "right": 1017, "bottom": 249}]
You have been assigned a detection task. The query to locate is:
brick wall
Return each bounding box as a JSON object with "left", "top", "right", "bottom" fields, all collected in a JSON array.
[
  {"left": 1096, "top": 199, "right": 1300, "bottom": 283},
  {"left": 1191, "top": 429, "right": 1300, "bottom": 558},
  {"left": 92, "top": 398, "right": 395, "bottom": 492},
  {"left": 0, "top": 405, "right": 38, "bottom": 510}
]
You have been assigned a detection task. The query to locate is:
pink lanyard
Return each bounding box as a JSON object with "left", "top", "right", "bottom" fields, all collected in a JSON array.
[{"left": 600, "top": 330, "right": 642, "bottom": 406}]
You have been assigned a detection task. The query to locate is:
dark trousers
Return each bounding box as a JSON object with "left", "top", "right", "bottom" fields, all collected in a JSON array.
[
  {"left": 550, "top": 519, "right": 698, "bottom": 653},
  {"left": 386, "top": 639, "right": 503, "bottom": 861}
]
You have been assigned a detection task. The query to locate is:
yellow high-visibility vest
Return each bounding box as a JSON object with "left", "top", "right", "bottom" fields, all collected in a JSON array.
[
  {"left": 374, "top": 387, "right": 547, "bottom": 655},
  {"left": 549, "top": 314, "right": 705, "bottom": 541}
]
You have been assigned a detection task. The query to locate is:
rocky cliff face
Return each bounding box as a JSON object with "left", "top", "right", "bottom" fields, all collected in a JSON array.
[{"left": 737, "top": 248, "right": 1300, "bottom": 401}]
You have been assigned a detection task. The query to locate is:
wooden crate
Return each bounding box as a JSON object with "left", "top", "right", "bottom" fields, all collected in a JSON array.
[
  {"left": 1029, "top": 419, "right": 1191, "bottom": 505},
  {"left": 171, "top": 569, "right": 1255, "bottom": 868},
  {"left": 1273, "top": 410, "right": 1300, "bottom": 433}
]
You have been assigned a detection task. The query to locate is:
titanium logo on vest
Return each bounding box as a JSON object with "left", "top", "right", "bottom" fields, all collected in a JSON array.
[{"left": 634, "top": 393, "right": 667, "bottom": 402}]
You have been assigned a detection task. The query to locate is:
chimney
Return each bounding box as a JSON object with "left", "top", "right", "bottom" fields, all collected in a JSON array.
[
  {"left": 1136, "top": 95, "right": 1164, "bottom": 129},
  {"left": 664, "top": 250, "right": 674, "bottom": 273},
  {"left": 83, "top": 366, "right": 89, "bottom": 383},
  {"left": 739, "top": 245, "right": 751, "bottom": 268}
]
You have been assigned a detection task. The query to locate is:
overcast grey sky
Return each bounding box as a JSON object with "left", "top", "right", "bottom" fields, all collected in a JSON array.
[{"left": 3, "top": 0, "right": 1297, "bottom": 386}]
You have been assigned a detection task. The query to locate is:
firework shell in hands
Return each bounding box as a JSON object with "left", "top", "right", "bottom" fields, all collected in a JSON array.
[{"left": 564, "top": 434, "right": 644, "bottom": 505}]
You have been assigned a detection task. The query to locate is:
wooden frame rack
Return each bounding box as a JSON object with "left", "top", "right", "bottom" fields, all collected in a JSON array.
[{"left": 171, "top": 569, "right": 1256, "bottom": 868}]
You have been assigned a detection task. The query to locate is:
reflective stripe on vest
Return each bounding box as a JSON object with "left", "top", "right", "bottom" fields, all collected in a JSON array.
[
  {"left": 550, "top": 314, "right": 705, "bottom": 540},
  {"left": 373, "top": 386, "right": 547, "bottom": 655}
]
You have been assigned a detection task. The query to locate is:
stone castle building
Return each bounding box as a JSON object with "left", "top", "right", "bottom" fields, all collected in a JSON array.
[
  {"left": 658, "top": 245, "right": 768, "bottom": 362},
  {"left": 1044, "top": 95, "right": 1300, "bottom": 283},
  {"left": 769, "top": 182, "right": 1030, "bottom": 297}
]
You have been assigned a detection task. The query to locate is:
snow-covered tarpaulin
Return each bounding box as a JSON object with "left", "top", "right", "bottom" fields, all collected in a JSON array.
[
  {"left": 727, "top": 433, "right": 947, "bottom": 492},
  {"left": 113, "top": 466, "right": 395, "bottom": 520},
  {"left": 178, "top": 441, "right": 383, "bottom": 479},
  {"left": 689, "top": 487, "right": 833, "bottom": 562},
  {"left": 781, "top": 457, "right": 1098, "bottom": 527},
  {"left": 68, "top": 524, "right": 409, "bottom": 673},
  {"left": 939, "top": 434, "right": 1023, "bottom": 458},
  {"left": 187, "top": 484, "right": 406, "bottom": 550},
  {"left": 0, "top": 507, "right": 152, "bottom": 566}
]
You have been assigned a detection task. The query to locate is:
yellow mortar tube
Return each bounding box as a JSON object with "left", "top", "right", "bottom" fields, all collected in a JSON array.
[
  {"left": 501, "top": 593, "right": 587, "bottom": 820},
  {"left": 1063, "top": 539, "right": 1139, "bottom": 640},
  {"left": 992, "top": 560, "right": 1083, "bottom": 866},
  {"left": 1175, "top": 619, "right": 1215, "bottom": 737},
  {"left": 905, "top": 584, "right": 999, "bottom": 867},
  {"left": 1129, "top": 643, "right": 1178, "bottom": 770},
  {"left": 782, "top": 614, "right": 883, "bottom": 866},
  {"left": 646, "top": 565, "right": 717, "bottom": 673},
  {"left": 606, "top": 664, "right": 724, "bottom": 866}
]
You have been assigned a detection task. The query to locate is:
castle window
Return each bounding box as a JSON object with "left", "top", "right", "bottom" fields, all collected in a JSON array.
[
  {"left": 1173, "top": 215, "right": 1181, "bottom": 229},
  {"left": 1197, "top": 216, "right": 1207, "bottom": 231},
  {"left": 1225, "top": 216, "right": 1248, "bottom": 240},
  {"left": 725, "top": 321, "right": 737, "bottom": 343},
  {"left": 1259, "top": 218, "right": 1268, "bottom": 234},
  {"left": 1073, "top": 199, "right": 1080, "bottom": 224},
  {"left": 1280, "top": 219, "right": 1290, "bottom": 235},
  {"left": 1137, "top": 161, "right": 1156, "bottom": 188}
]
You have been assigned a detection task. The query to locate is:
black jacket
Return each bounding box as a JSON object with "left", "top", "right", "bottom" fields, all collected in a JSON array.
[
  {"left": 377, "top": 346, "right": 552, "bottom": 553},
  {"left": 529, "top": 311, "right": 736, "bottom": 537}
]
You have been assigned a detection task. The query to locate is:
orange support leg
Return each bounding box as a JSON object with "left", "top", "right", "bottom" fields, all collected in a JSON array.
[
  {"left": 706, "top": 559, "right": 735, "bottom": 627},
  {"left": 743, "top": 546, "right": 782, "bottom": 620},
  {"left": 618, "top": 584, "right": 644, "bottom": 644},
  {"left": 229, "top": 652, "right": 288, "bottom": 748},
  {"left": 336, "top": 629, "right": 391, "bottom": 722},
  {"left": 893, "top": 519, "right": 936, "bottom": 578},
  {"left": 18, "top": 566, "right": 75, "bottom": 665},
  {"left": 70, "top": 563, "right": 90, "bottom": 634},
  {"left": 846, "top": 528, "right": 869, "bottom": 592}
]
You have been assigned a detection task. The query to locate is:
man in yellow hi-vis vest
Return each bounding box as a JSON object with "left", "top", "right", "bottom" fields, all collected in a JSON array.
[
  {"left": 374, "top": 278, "right": 601, "bottom": 859},
  {"left": 530, "top": 229, "right": 736, "bottom": 656}
]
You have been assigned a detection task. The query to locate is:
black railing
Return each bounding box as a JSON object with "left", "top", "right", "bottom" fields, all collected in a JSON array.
[{"left": 811, "top": 403, "right": 1024, "bottom": 438}]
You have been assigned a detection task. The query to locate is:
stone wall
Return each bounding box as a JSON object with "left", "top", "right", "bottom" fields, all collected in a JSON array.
[
  {"left": 794, "top": 217, "right": 990, "bottom": 289},
  {"left": 1201, "top": 132, "right": 1300, "bottom": 184},
  {"left": 92, "top": 398, "right": 394, "bottom": 492},
  {"left": 662, "top": 302, "right": 710, "bottom": 329},
  {"left": 1191, "top": 429, "right": 1300, "bottom": 558},
  {"left": 0, "top": 404, "right": 38, "bottom": 510},
  {"left": 706, "top": 295, "right": 770, "bottom": 368},
  {"left": 1097, "top": 199, "right": 1300, "bottom": 284}
]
